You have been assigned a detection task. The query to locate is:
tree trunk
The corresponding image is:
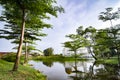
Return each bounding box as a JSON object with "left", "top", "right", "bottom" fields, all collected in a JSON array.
[
  {"left": 87, "top": 46, "right": 97, "bottom": 60},
  {"left": 12, "top": 9, "right": 25, "bottom": 71},
  {"left": 74, "top": 50, "right": 77, "bottom": 59},
  {"left": 89, "top": 35, "right": 97, "bottom": 60}
]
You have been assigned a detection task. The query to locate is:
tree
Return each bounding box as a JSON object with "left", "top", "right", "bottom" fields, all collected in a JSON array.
[
  {"left": 94, "top": 29, "right": 112, "bottom": 58},
  {"left": 99, "top": 7, "right": 117, "bottom": 27},
  {"left": 0, "top": 23, "right": 47, "bottom": 64},
  {"left": 92, "top": 25, "right": 120, "bottom": 59},
  {"left": 43, "top": 47, "right": 54, "bottom": 56},
  {"left": 76, "top": 26, "right": 97, "bottom": 60},
  {"left": 107, "top": 25, "right": 120, "bottom": 62},
  {"left": 99, "top": 7, "right": 120, "bottom": 63},
  {"left": 0, "top": 0, "right": 64, "bottom": 71},
  {"left": 76, "top": 26, "right": 84, "bottom": 36},
  {"left": 12, "top": 28, "right": 46, "bottom": 64},
  {"left": 84, "top": 26, "right": 97, "bottom": 60},
  {"left": 63, "top": 34, "right": 89, "bottom": 58}
]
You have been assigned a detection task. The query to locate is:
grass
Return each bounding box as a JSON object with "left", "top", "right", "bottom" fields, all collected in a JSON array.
[
  {"left": 104, "top": 57, "right": 118, "bottom": 64},
  {"left": 0, "top": 59, "right": 46, "bottom": 80},
  {"left": 96, "top": 57, "right": 119, "bottom": 65}
]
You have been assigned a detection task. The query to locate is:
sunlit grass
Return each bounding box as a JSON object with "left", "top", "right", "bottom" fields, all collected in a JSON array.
[{"left": 96, "top": 57, "right": 119, "bottom": 65}]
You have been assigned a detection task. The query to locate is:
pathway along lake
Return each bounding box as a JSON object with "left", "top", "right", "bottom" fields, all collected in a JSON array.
[{"left": 29, "top": 60, "right": 120, "bottom": 80}]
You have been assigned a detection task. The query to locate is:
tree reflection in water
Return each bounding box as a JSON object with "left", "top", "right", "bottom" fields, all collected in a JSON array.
[
  {"left": 42, "top": 61, "right": 53, "bottom": 67},
  {"left": 64, "top": 60, "right": 120, "bottom": 80}
]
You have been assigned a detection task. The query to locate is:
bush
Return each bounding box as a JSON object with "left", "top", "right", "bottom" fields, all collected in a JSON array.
[{"left": 1, "top": 53, "right": 16, "bottom": 62}]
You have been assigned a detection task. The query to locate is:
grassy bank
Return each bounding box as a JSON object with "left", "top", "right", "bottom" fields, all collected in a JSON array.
[
  {"left": 31, "top": 56, "right": 88, "bottom": 62},
  {"left": 0, "top": 59, "right": 46, "bottom": 80}
]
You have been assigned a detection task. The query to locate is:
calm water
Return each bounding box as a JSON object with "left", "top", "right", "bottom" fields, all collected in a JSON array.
[{"left": 29, "top": 60, "right": 120, "bottom": 80}]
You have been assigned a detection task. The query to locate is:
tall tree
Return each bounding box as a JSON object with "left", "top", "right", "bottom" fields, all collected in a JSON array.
[
  {"left": 99, "top": 7, "right": 120, "bottom": 63},
  {"left": 0, "top": 0, "right": 64, "bottom": 71}
]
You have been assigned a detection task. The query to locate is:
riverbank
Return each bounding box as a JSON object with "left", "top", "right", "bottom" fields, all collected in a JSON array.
[{"left": 0, "top": 59, "right": 46, "bottom": 80}]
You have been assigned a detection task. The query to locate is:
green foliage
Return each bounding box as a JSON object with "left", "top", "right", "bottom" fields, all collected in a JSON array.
[
  {"left": 64, "top": 34, "right": 89, "bottom": 51},
  {"left": 99, "top": 7, "right": 116, "bottom": 22},
  {"left": 96, "top": 7, "right": 120, "bottom": 60},
  {"left": 93, "top": 24, "right": 120, "bottom": 58},
  {"left": 43, "top": 47, "right": 54, "bottom": 56},
  {"left": 13, "top": 44, "right": 37, "bottom": 53},
  {"left": 76, "top": 26, "right": 84, "bottom": 35}
]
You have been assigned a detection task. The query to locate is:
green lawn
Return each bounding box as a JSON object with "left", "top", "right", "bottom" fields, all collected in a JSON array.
[
  {"left": 0, "top": 59, "right": 46, "bottom": 80},
  {"left": 96, "top": 57, "right": 119, "bottom": 65},
  {"left": 104, "top": 57, "right": 119, "bottom": 64}
]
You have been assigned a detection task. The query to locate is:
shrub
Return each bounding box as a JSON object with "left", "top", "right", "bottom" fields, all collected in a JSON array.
[{"left": 1, "top": 53, "right": 16, "bottom": 62}]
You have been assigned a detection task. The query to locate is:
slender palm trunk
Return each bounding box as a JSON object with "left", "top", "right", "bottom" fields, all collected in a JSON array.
[{"left": 12, "top": 9, "right": 25, "bottom": 71}]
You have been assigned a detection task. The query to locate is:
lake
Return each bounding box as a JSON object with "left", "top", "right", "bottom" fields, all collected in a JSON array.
[{"left": 29, "top": 60, "right": 120, "bottom": 80}]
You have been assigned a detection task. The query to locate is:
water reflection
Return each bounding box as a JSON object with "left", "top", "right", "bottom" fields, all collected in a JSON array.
[
  {"left": 29, "top": 60, "right": 120, "bottom": 80},
  {"left": 64, "top": 60, "right": 92, "bottom": 80},
  {"left": 42, "top": 61, "right": 53, "bottom": 67},
  {"left": 93, "top": 64, "right": 120, "bottom": 80},
  {"left": 64, "top": 60, "right": 120, "bottom": 80}
]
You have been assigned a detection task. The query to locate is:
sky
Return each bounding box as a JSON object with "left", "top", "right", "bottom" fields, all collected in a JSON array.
[{"left": 0, "top": 0, "right": 120, "bottom": 54}]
